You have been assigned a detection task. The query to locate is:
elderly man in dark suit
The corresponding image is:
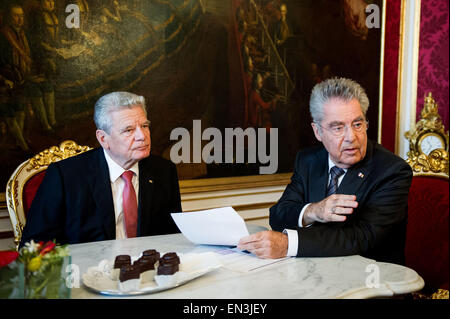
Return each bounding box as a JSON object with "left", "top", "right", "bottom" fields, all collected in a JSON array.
[
  {"left": 238, "top": 77, "right": 412, "bottom": 265},
  {"left": 20, "top": 92, "right": 181, "bottom": 246}
]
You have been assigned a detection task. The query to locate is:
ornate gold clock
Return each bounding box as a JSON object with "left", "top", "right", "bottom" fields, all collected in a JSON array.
[
  {"left": 418, "top": 132, "right": 445, "bottom": 155},
  {"left": 405, "top": 92, "right": 449, "bottom": 175}
]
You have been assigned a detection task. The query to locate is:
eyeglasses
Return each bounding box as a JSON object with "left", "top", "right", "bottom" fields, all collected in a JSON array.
[{"left": 316, "top": 120, "right": 369, "bottom": 137}]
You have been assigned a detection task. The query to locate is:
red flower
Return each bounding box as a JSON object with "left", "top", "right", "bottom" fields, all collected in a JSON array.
[
  {"left": 0, "top": 251, "right": 19, "bottom": 268},
  {"left": 39, "top": 241, "right": 56, "bottom": 256}
]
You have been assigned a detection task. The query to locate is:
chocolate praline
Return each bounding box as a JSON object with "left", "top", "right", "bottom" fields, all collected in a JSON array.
[
  {"left": 157, "top": 262, "right": 179, "bottom": 275},
  {"left": 114, "top": 255, "right": 131, "bottom": 269},
  {"left": 142, "top": 250, "right": 160, "bottom": 263},
  {"left": 143, "top": 249, "right": 159, "bottom": 257},
  {"left": 160, "top": 252, "right": 180, "bottom": 264},
  {"left": 119, "top": 264, "right": 140, "bottom": 282},
  {"left": 134, "top": 257, "right": 156, "bottom": 272}
]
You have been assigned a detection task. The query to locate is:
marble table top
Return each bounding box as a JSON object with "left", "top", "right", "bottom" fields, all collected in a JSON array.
[{"left": 69, "top": 226, "right": 424, "bottom": 299}]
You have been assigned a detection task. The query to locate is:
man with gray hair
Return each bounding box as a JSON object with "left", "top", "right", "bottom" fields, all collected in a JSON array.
[
  {"left": 21, "top": 92, "right": 182, "bottom": 246},
  {"left": 238, "top": 78, "right": 412, "bottom": 265}
]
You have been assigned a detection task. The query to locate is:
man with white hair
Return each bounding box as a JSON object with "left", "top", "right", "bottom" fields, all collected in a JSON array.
[
  {"left": 21, "top": 92, "right": 182, "bottom": 246},
  {"left": 238, "top": 78, "right": 412, "bottom": 265}
]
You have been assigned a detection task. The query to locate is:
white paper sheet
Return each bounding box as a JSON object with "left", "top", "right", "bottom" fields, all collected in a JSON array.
[{"left": 171, "top": 207, "right": 249, "bottom": 246}]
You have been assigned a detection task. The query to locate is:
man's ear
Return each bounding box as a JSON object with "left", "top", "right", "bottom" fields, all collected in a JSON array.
[
  {"left": 311, "top": 122, "right": 323, "bottom": 142},
  {"left": 96, "top": 129, "right": 109, "bottom": 149}
]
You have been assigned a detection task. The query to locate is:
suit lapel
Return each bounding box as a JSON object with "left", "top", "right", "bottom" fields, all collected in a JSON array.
[
  {"left": 89, "top": 149, "right": 116, "bottom": 239},
  {"left": 310, "top": 147, "right": 329, "bottom": 203},
  {"left": 338, "top": 165, "right": 371, "bottom": 198},
  {"left": 337, "top": 140, "right": 374, "bottom": 199},
  {"left": 138, "top": 157, "right": 154, "bottom": 236}
]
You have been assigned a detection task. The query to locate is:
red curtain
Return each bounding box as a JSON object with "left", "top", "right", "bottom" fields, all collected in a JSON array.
[{"left": 381, "top": 0, "right": 402, "bottom": 152}]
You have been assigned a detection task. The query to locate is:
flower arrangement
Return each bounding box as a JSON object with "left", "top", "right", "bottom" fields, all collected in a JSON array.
[{"left": 0, "top": 240, "right": 70, "bottom": 299}]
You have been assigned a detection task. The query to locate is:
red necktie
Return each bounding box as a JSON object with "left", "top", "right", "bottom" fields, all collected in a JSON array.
[{"left": 121, "top": 171, "right": 137, "bottom": 238}]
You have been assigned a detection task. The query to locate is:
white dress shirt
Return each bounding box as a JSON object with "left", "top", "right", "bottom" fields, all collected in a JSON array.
[
  {"left": 284, "top": 156, "right": 347, "bottom": 256},
  {"left": 103, "top": 149, "right": 139, "bottom": 239}
]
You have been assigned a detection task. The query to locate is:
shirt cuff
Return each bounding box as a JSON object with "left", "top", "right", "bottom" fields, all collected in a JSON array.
[
  {"left": 283, "top": 229, "right": 298, "bottom": 257},
  {"left": 298, "top": 203, "right": 313, "bottom": 227}
]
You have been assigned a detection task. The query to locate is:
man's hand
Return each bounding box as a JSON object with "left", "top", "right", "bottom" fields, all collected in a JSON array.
[
  {"left": 237, "top": 230, "right": 288, "bottom": 259},
  {"left": 302, "top": 194, "right": 358, "bottom": 226}
]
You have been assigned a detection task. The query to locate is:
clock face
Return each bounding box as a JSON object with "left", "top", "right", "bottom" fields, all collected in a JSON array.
[{"left": 420, "top": 134, "right": 444, "bottom": 155}]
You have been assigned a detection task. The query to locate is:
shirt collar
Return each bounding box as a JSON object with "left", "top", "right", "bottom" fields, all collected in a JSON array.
[
  {"left": 328, "top": 155, "right": 347, "bottom": 173},
  {"left": 103, "top": 149, "right": 139, "bottom": 182}
]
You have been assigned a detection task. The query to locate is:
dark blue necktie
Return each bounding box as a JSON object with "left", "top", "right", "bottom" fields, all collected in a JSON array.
[{"left": 326, "top": 166, "right": 345, "bottom": 197}]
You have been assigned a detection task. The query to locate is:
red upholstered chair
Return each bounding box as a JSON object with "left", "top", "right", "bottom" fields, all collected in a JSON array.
[
  {"left": 5, "top": 140, "right": 92, "bottom": 249},
  {"left": 405, "top": 173, "right": 449, "bottom": 292},
  {"left": 404, "top": 92, "right": 449, "bottom": 299}
]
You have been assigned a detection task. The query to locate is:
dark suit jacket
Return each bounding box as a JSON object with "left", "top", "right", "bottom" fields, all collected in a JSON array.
[
  {"left": 270, "top": 140, "right": 412, "bottom": 264},
  {"left": 20, "top": 148, "right": 182, "bottom": 246}
]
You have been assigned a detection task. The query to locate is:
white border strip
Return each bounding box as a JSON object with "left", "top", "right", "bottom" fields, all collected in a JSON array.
[{"left": 396, "top": 0, "right": 421, "bottom": 158}]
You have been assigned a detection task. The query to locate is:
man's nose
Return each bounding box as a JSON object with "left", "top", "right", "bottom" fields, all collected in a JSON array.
[
  {"left": 134, "top": 126, "right": 147, "bottom": 140},
  {"left": 343, "top": 125, "right": 356, "bottom": 141}
]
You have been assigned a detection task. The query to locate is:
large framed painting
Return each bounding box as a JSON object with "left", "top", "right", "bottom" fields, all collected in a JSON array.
[{"left": 0, "top": 0, "right": 384, "bottom": 201}]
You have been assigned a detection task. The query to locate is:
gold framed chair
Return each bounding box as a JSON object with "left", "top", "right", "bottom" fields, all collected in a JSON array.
[
  {"left": 6, "top": 140, "right": 93, "bottom": 249},
  {"left": 404, "top": 93, "right": 449, "bottom": 299}
]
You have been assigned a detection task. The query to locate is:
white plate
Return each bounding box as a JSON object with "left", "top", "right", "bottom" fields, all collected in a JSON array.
[{"left": 82, "top": 252, "right": 222, "bottom": 296}]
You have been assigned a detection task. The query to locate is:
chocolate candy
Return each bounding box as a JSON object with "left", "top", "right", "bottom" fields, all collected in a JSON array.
[
  {"left": 119, "top": 264, "right": 140, "bottom": 282},
  {"left": 134, "top": 257, "right": 156, "bottom": 272},
  {"left": 114, "top": 255, "right": 131, "bottom": 269},
  {"left": 142, "top": 249, "right": 160, "bottom": 264},
  {"left": 157, "top": 262, "right": 179, "bottom": 275},
  {"left": 157, "top": 252, "right": 180, "bottom": 275},
  {"left": 160, "top": 252, "right": 180, "bottom": 264},
  {"left": 142, "top": 249, "right": 159, "bottom": 257}
]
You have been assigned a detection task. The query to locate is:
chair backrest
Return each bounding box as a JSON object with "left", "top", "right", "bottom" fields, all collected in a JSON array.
[
  {"left": 404, "top": 92, "right": 449, "bottom": 291},
  {"left": 405, "top": 173, "right": 449, "bottom": 290},
  {"left": 5, "top": 140, "right": 93, "bottom": 249}
]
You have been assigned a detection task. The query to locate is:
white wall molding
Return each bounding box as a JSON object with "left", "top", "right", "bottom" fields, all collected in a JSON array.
[{"left": 396, "top": 0, "right": 422, "bottom": 159}]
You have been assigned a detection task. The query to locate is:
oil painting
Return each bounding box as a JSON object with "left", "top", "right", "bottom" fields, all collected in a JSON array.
[{"left": 0, "top": 0, "right": 383, "bottom": 194}]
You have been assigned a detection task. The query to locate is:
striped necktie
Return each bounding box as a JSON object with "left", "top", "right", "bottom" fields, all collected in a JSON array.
[{"left": 326, "top": 166, "right": 345, "bottom": 197}]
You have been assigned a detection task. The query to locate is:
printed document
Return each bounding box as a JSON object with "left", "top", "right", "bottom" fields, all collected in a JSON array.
[{"left": 171, "top": 207, "right": 249, "bottom": 246}]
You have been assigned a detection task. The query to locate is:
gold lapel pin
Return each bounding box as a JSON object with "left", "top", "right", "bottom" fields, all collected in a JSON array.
[
  {"left": 358, "top": 172, "right": 364, "bottom": 178},
  {"left": 148, "top": 179, "right": 153, "bottom": 183}
]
